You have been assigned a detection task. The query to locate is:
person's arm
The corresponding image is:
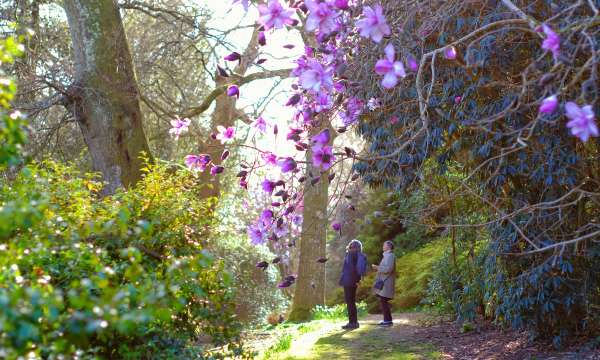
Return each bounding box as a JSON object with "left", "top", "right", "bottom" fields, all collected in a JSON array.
[{"left": 378, "top": 254, "right": 395, "bottom": 275}]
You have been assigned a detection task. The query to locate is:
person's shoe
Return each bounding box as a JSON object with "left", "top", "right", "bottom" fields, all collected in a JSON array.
[
  {"left": 378, "top": 321, "right": 393, "bottom": 327},
  {"left": 342, "top": 322, "right": 360, "bottom": 330}
]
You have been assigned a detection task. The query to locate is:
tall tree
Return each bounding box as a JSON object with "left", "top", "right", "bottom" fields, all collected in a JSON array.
[
  {"left": 62, "top": 0, "right": 152, "bottom": 194},
  {"left": 288, "top": 126, "right": 330, "bottom": 321}
]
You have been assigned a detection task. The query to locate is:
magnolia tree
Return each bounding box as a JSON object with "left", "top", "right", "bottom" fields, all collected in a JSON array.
[{"left": 172, "top": 0, "right": 599, "bottom": 333}]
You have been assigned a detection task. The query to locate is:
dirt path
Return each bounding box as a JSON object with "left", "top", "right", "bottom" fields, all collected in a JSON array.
[{"left": 277, "top": 313, "right": 600, "bottom": 360}]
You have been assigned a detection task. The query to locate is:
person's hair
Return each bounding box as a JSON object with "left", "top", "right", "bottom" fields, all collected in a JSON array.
[
  {"left": 347, "top": 239, "right": 362, "bottom": 252},
  {"left": 384, "top": 240, "right": 394, "bottom": 250}
]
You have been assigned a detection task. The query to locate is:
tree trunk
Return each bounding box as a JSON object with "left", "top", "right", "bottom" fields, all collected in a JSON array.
[
  {"left": 62, "top": 0, "right": 152, "bottom": 194},
  {"left": 288, "top": 136, "right": 329, "bottom": 321},
  {"left": 197, "top": 28, "right": 261, "bottom": 200},
  {"left": 197, "top": 75, "right": 235, "bottom": 199}
]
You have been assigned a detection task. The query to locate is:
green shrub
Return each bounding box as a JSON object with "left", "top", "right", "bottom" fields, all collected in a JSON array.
[
  {"left": 0, "top": 161, "right": 244, "bottom": 359},
  {"left": 311, "top": 302, "right": 368, "bottom": 320}
]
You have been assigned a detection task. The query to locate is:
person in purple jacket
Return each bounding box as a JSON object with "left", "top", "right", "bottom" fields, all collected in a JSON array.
[{"left": 339, "top": 239, "right": 367, "bottom": 330}]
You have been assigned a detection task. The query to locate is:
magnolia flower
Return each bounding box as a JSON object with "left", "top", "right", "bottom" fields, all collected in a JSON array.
[
  {"left": 539, "top": 95, "right": 558, "bottom": 114},
  {"left": 232, "top": 0, "right": 250, "bottom": 11},
  {"left": 332, "top": 0, "right": 349, "bottom": 10},
  {"left": 274, "top": 223, "right": 289, "bottom": 238},
  {"left": 286, "top": 127, "right": 303, "bottom": 141},
  {"left": 314, "top": 92, "right": 333, "bottom": 113},
  {"left": 169, "top": 118, "right": 191, "bottom": 140},
  {"left": 375, "top": 44, "right": 406, "bottom": 89},
  {"left": 239, "top": 177, "right": 248, "bottom": 189},
  {"left": 224, "top": 52, "right": 241, "bottom": 62},
  {"left": 367, "top": 97, "right": 381, "bottom": 110},
  {"left": 253, "top": 116, "right": 268, "bottom": 133},
  {"left": 312, "top": 129, "right": 331, "bottom": 146},
  {"left": 248, "top": 223, "right": 267, "bottom": 245},
  {"left": 305, "top": 0, "right": 339, "bottom": 35},
  {"left": 277, "top": 157, "right": 297, "bottom": 173},
  {"left": 539, "top": 24, "right": 560, "bottom": 60},
  {"left": 184, "top": 154, "right": 211, "bottom": 172},
  {"left": 227, "top": 85, "right": 239, "bottom": 98},
  {"left": 258, "top": 31, "right": 266, "bottom": 46},
  {"left": 356, "top": 4, "right": 391, "bottom": 43},
  {"left": 257, "top": 0, "right": 295, "bottom": 30},
  {"left": 407, "top": 55, "right": 419, "bottom": 72},
  {"left": 312, "top": 144, "right": 335, "bottom": 170},
  {"left": 341, "top": 97, "right": 364, "bottom": 126},
  {"left": 262, "top": 152, "right": 278, "bottom": 166},
  {"left": 444, "top": 46, "right": 457, "bottom": 60},
  {"left": 210, "top": 165, "right": 224, "bottom": 175},
  {"left": 292, "top": 214, "right": 303, "bottom": 225},
  {"left": 216, "top": 125, "right": 235, "bottom": 144},
  {"left": 260, "top": 209, "right": 274, "bottom": 225},
  {"left": 262, "top": 179, "right": 276, "bottom": 193},
  {"left": 565, "top": 102, "right": 599, "bottom": 142},
  {"left": 299, "top": 59, "right": 334, "bottom": 92}
]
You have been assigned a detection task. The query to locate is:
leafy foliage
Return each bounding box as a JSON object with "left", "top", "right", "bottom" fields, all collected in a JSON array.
[
  {"left": 0, "top": 161, "right": 245, "bottom": 359},
  {"left": 311, "top": 302, "right": 367, "bottom": 321}
]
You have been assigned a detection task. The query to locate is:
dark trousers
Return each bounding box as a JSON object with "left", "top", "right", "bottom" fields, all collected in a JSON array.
[
  {"left": 343, "top": 286, "right": 358, "bottom": 324},
  {"left": 378, "top": 295, "right": 392, "bottom": 322}
]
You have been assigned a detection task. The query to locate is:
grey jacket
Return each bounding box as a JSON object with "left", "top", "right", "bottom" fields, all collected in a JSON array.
[{"left": 373, "top": 250, "right": 396, "bottom": 298}]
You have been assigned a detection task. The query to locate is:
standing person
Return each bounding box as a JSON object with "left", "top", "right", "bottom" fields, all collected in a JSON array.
[
  {"left": 339, "top": 239, "right": 367, "bottom": 329},
  {"left": 372, "top": 240, "right": 396, "bottom": 327}
]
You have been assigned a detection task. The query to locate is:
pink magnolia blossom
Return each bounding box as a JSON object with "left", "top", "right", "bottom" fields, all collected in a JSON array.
[
  {"left": 232, "top": 0, "right": 250, "bottom": 11},
  {"left": 216, "top": 125, "right": 235, "bottom": 144},
  {"left": 314, "top": 93, "right": 333, "bottom": 113},
  {"left": 332, "top": 222, "right": 341, "bottom": 231},
  {"left": 539, "top": 95, "right": 558, "bottom": 114},
  {"left": 184, "top": 154, "right": 211, "bottom": 172},
  {"left": 355, "top": 4, "right": 391, "bottom": 43},
  {"left": 258, "top": 0, "right": 295, "bottom": 30},
  {"left": 210, "top": 165, "right": 224, "bottom": 175},
  {"left": 299, "top": 59, "right": 334, "bottom": 92},
  {"left": 277, "top": 157, "right": 297, "bottom": 173},
  {"left": 253, "top": 116, "right": 268, "bottom": 133},
  {"left": 367, "top": 97, "right": 381, "bottom": 110},
  {"left": 224, "top": 52, "right": 241, "bottom": 62},
  {"left": 304, "top": 0, "right": 339, "bottom": 35},
  {"left": 331, "top": 0, "right": 349, "bottom": 10},
  {"left": 262, "top": 179, "right": 276, "bottom": 194},
  {"left": 340, "top": 97, "right": 363, "bottom": 126},
  {"left": 258, "top": 31, "right": 266, "bottom": 46},
  {"left": 312, "top": 144, "right": 335, "bottom": 170},
  {"left": 444, "top": 46, "right": 457, "bottom": 60},
  {"left": 407, "top": 55, "right": 419, "bottom": 72},
  {"left": 227, "top": 85, "right": 239, "bottom": 98},
  {"left": 539, "top": 24, "right": 560, "bottom": 60},
  {"left": 169, "top": 118, "right": 191, "bottom": 140},
  {"left": 375, "top": 44, "right": 406, "bottom": 89},
  {"left": 262, "top": 152, "right": 278, "bottom": 166},
  {"left": 565, "top": 102, "right": 598, "bottom": 142},
  {"left": 312, "top": 129, "right": 331, "bottom": 146},
  {"left": 247, "top": 223, "right": 267, "bottom": 245}
]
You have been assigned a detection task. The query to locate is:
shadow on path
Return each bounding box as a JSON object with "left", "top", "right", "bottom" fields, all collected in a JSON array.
[{"left": 283, "top": 313, "right": 441, "bottom": 360}]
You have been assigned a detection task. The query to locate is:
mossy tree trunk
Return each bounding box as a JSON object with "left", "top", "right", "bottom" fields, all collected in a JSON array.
[
  {"left": 62, "top": 0, "right": 152, "bottom": 195},
  {"left": 288, "top": 128, "right": 330, "bottom": 321}
]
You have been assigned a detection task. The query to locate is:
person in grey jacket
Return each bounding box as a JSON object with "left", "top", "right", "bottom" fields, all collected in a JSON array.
[{"left": 372, "top": 240, "right": 396, "bottom": 326}]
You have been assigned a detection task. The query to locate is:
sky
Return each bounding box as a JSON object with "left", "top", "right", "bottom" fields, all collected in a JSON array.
[{"left": 198, "top": 0, "right": 305, "bottom": 158}]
